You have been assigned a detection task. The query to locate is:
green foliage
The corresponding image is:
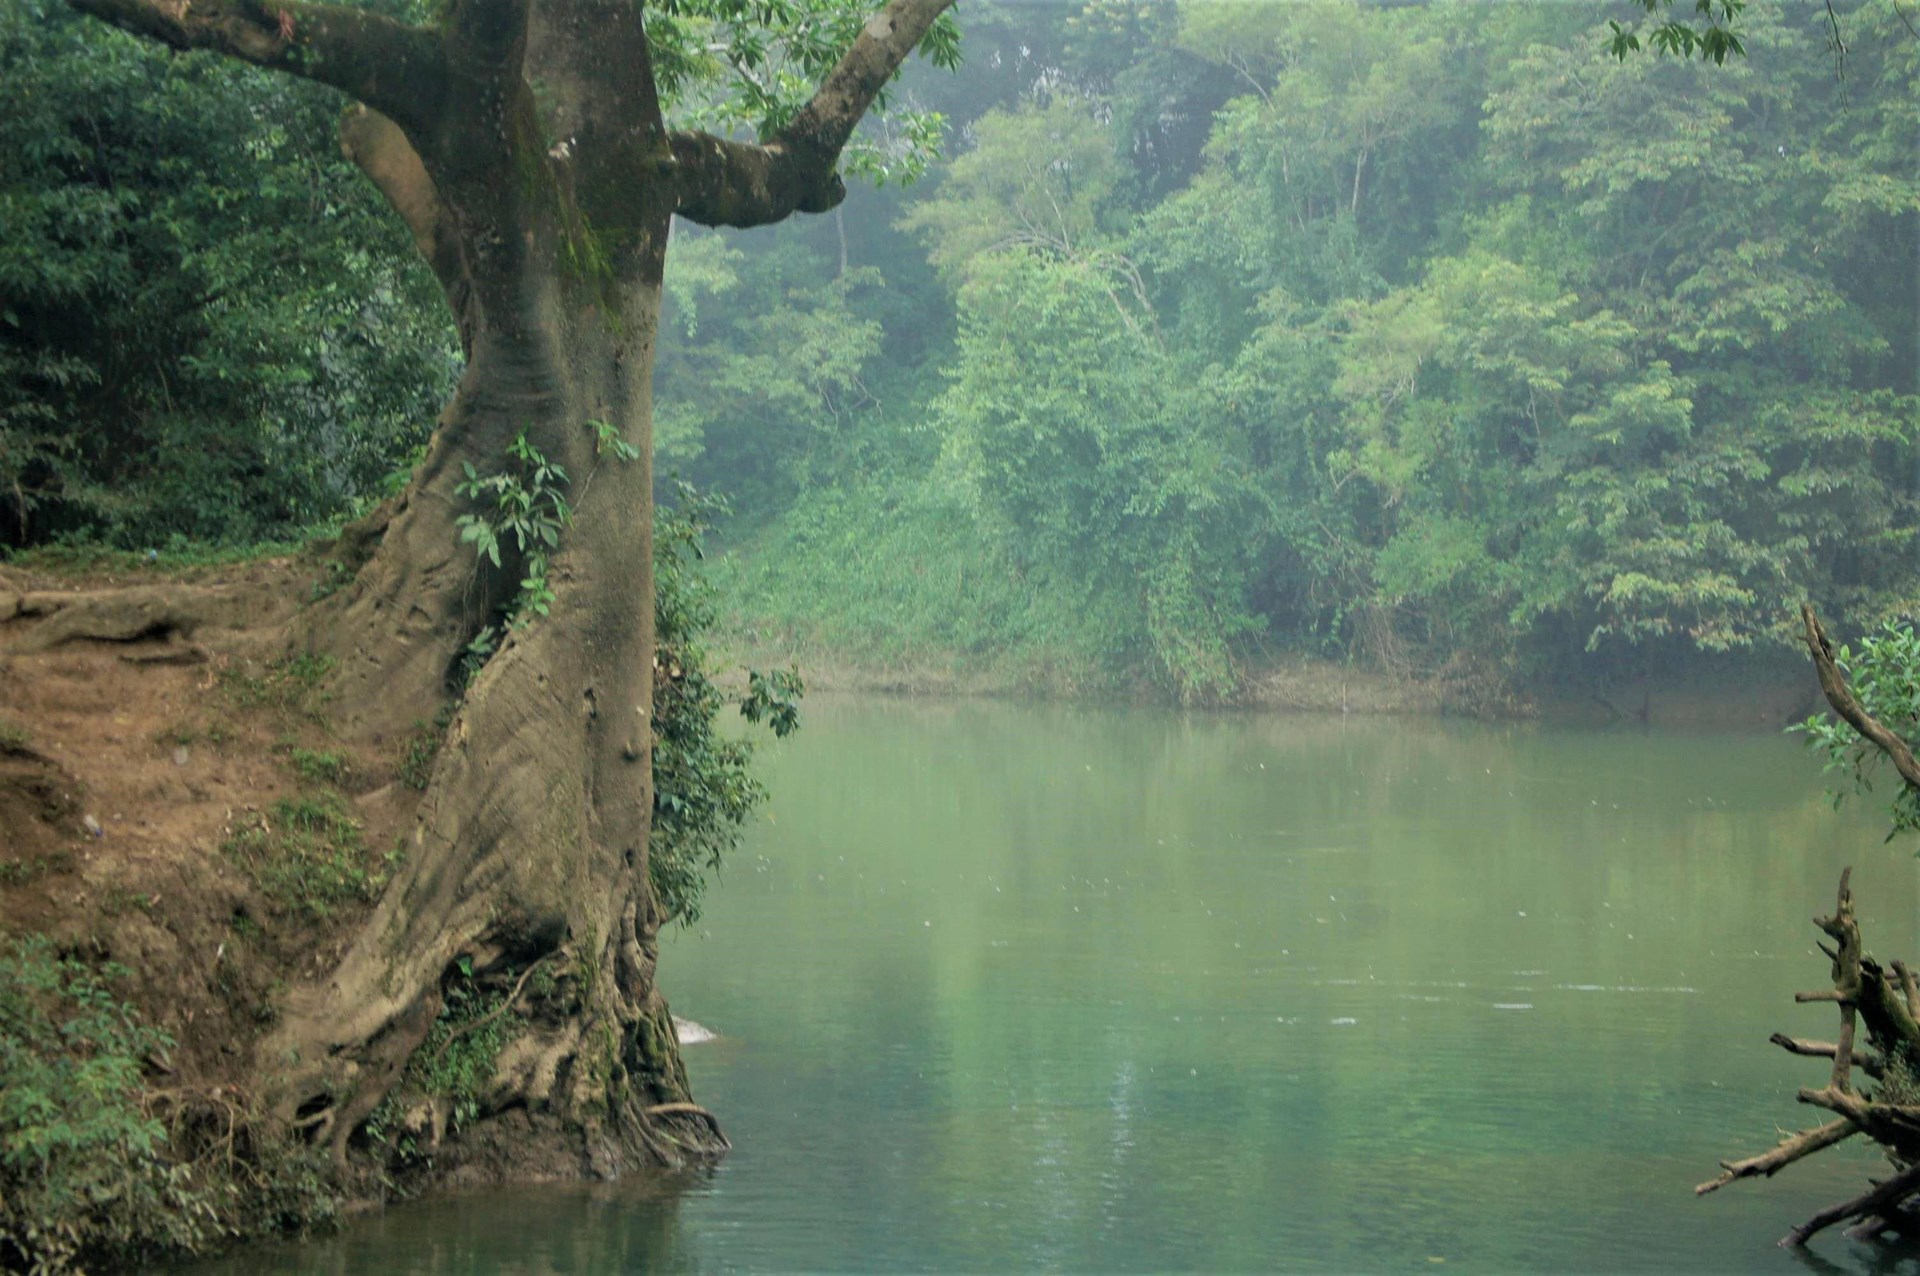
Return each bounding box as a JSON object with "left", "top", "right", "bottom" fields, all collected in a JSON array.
[
  {"left": 647, "top": 0, "right": 959, "bottom": 184},
  {"left": 287, "top": 748, "right": 348, "bottom": 787},
  {"left": 934, "top": 245, "right": 1265, "bottom": 700},
  {"left": 0, "top": 716, "right": 28, "bottom": 752},
  {"left": 656, "top": 234, "right": 889, "bottom": 508},
  {"left": 898, "top": 97, "right": 1124, "bottom": 280},
  {"left": 1608, "top": 0, "right": 1748, "bottom": 63},
  {"left": 0, "top": 936, "right": 202, "bottom": 1273},
  {"left": 589, "top": 418, "right": 641, "bottom": 464},
  {"left": 220, "top": 654, "right": 334, "bottom": 722},
  {"left": 363, "top": 960, "right": 517, "bottom": 1164},
  {"left": 714, "top": 465, "right": 1123, "bottom": 688},
  {"left": 690, "top": 0, "right": 1920, "bottom": 699},
  {"left": 0, "top": 4, "right": 457, "bottom": 552},
  {"left": 1795, "top": 621, "right": 1920, "bottom": 840},
  {"left": 222, "top": 791, "right": 394, "bottom": 921},
  {"left": 741, "top": 667, "right": 804, "bottom": 738},
  {"left": 651, "top": 483, "right": 802, "bottom": 925},
  {"left": 412, "top": 970, "right": 508, "bottom": 1130},
  {"left": 455, "top": 433, "right": 569, "bottom": 575}
]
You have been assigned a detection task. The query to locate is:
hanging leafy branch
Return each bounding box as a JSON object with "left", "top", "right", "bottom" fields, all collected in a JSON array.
[{"left": 1609, "top": 0, "right": 1748, "bottom": 63}]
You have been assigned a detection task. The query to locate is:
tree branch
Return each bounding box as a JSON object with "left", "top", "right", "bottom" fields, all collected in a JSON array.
[
  {"left": 1783, "top": 1161, "right": 1920, "bottom": 1248},
  {"left": 779, "top": 0, "right": 953, "bottom": 161},
  {"left": 1802, "top": 604, "right": 1920, "bottom": 791},
  {"left": 1695, "top": 1117, "right": 1860, "bottom": 1196},
  {"left": 339, "top": 106, "right": 474, "bottom": 358},
  {"left": 68, "top": 0, "right": 447, "bottom": 137},
  {"left": 1769, "top": 1033, "right": 1884, "bottom": 1081},
  {"left": 671, "top": 0, "right": 956, "bottom": 228}
]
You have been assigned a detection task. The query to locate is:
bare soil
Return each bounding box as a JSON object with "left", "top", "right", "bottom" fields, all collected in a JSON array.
[{"left": 0, "top": 557, "right": 414, "bottom": 1095}]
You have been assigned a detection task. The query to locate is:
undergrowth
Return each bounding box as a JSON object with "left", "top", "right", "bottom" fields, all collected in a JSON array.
[
  {"left": 711, "top": 471, "right": 1122, "bottom": 692},
  {"left": 0, "top": 937, "right": 343, "bottom": 1275},
  {"left": 0, "top": 938, "right": 204, "bottom": 1272},
  {"left": 364, "top": 961, "right": 512, "bottom": 1166},
  {"left": 221, "top": 792, "right": 395, "bottom": 921},
  {"left": 1, "top": 530, "right": 338, "bottom": 579},
  {"left": 220, "top": 654, "right": 334, "bottom": 723},
  {"left": 0, "top": 852, "right": 72, "bottom": 888},
  {"left": 0, "top": 716, "right": 29, "bottom": 752}
]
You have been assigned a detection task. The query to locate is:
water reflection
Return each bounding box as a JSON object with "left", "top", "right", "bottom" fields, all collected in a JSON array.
[
  {"left": 186, "top": 701, "right": 1920, "bottom": 1273},
  {"left": 177, "top": 1175, "right": 705, "bottom": 1274}
]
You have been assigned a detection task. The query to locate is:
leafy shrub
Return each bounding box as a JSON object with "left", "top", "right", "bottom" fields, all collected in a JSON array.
[
  {"left": 651, "top": 484, "right": 801, "bottom": 925},
  {"left": 0, "top": 936, "right": 205, "bottom": 1273}
]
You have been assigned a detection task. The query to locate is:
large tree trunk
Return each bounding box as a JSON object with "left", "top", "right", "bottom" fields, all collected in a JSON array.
[
  {"left": 268, "top": 105, "right": 716, "bottom": 1174},
  {"left": 67, "top": 0, "right": 955, "bottom": 1189}
]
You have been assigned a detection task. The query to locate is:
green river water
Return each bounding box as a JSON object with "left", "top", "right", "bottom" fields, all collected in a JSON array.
[{"left": 188, "top": 697, "right": 1920, "bottom": 1273}]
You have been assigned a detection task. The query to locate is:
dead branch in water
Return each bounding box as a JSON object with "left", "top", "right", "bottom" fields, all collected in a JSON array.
[{"left": 1703, "top": 869, "right": 1920, "bottom": 1246}]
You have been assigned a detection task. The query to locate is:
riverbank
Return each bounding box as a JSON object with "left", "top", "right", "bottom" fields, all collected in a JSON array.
[
  {"left": 712, "top": 626, "right": 1822, "bottom": 729},
  {"left": 0, "top": 550, "right": 697, "bottom": 1271}
]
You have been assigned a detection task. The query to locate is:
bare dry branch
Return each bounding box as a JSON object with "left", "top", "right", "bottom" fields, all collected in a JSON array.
[
  {"left": 1695, "top": 1118, "right": 1860, "bottom": 1196},
  {"left": 1784, "top": 1162, "right": 1920, "bottom": 1248},
  {"left": 1705, "top": 869, "right": 1920, "bottom": 1239},
  {"left": 1769, "top": 1033, "right": 1884, "bottom": 1081},
  {"left": 1894, "top": 960, "right": 1920, "bottom": 1022}
]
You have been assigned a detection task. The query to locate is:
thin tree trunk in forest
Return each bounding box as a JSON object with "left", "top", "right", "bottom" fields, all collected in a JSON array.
[{"left": 68, "top": 0, "right": 958, "bottom": 1185}]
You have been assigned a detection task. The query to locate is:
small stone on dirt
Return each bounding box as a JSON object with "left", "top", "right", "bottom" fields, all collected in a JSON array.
[{"left": 172, "top": 746, "right": 190, "bottom": 767}]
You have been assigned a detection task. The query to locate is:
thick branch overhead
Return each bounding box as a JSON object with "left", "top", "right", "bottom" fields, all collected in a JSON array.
[
  {"left": 672, "top": 0, "right": 957, "bottom": 228},
  {"left": 66, "top": 0, "right": 448, "bottom": 136}
]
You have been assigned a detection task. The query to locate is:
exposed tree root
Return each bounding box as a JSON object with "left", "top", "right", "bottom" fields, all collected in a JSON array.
[
  {"left": 6, "top": 586, "right": 234, "bottom": 652},
  {"left": 427, "top": 955, "right": 554, "bottom": 1069},
  {"left": 642, "top": 1102, "right": 731, "bottom": 1150},
  {"left": 0, "top": 579, "right": 297, "bottom": 662}
]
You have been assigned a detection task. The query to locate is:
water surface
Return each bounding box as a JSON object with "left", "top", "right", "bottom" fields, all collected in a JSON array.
[{"left": 194, "top": 699, "right": 1920, "bottom": 1273}]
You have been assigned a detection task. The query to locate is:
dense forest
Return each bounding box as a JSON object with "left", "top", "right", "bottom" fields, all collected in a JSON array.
[
  {"left": 661, "top": 0, "right": 1920, "bottom": 701},
  {"left": 5, "top": 0, "right": 1916, "bottom": 703}
]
